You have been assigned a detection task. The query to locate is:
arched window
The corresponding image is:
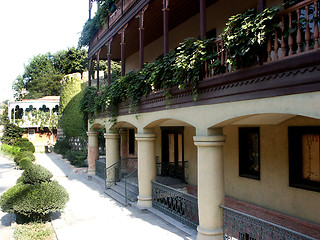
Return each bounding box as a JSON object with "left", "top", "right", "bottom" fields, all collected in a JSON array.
[{"left": 39, "top": 105, "right": 50, "bottom": 113}]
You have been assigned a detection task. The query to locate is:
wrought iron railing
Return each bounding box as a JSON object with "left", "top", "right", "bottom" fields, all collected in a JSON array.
[
  {"left": 156, "top": 161, "right": 188, "bottom": 182},
  {"left": 105, "top": 160, "right": 122, "bottom": 188},
  {"left": 95, "top": 158, "right": 106, "bottom": 180},
  {"left": 152, "top": 181, "right": 199, "bottom": 229},
  {"left": 124, "top": 169, "right": 138, "bottom": 206},
  {"left": 220, "top": 205, "right": 317, "bottom": 240}
]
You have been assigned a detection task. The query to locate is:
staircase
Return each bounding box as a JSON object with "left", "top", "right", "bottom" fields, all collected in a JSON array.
[{"left": 104, "top": 175, "right": 139, "bottom": 206}]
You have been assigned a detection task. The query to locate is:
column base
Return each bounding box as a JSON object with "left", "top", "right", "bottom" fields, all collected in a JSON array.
[
  {"left": 105, "top": 180, "right": 115, "bottom": 189},
  {"left": 197, "top": 226, "right": 223, "bottom": 240},
  {"left": 137, "top": 195, "right": 152, "bottom": 208},
  {"left": 87, "top": 169, "right": 95, "bottom": 175}
]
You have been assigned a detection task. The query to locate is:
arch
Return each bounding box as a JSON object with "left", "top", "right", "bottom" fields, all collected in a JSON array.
[
  {"left": 144, "top": 118, "right": 195, "bottom": 129},
  {"left": 112, "top": 121, "right": 138, "bottom": 130},
  {"left": 90, "top": 123, "right": 104, "bottom": 132}
]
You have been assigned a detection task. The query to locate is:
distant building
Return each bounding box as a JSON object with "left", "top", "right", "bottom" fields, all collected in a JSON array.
[{"left": 8, "top": 96, "right": 60, "bottom": 152}]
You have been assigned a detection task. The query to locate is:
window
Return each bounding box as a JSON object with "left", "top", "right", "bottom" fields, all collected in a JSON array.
[
  {"left": 239, "top": 127, "right": 260, "bottom": 180},
  {"left": 289, "top": 126, "right": 320, "bottom": 192},
  {"left": 128, "top": 129, "right": 135, "bottom": 155},
  {"left": 28, "top": 129, "right": 35, "bottom": 141}
]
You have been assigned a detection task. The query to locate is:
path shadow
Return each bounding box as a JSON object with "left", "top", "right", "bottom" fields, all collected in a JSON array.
[{"left": 1, "top": 213, "right": 15, "bottom": 227}]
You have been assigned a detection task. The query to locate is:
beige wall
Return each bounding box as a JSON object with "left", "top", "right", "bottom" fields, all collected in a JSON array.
[
  {"left": 125, "top": 0, "right": 257, "bottom": 73},
  {"left": 223, "top": 116, "right": 320, "bottom": 225}
]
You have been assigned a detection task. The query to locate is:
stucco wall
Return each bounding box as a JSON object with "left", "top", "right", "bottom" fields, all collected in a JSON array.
[
  {"left": 125, "top": 0, "right": 257, "bottom": 73},
  {"left": 223, "top": 116, "right": 320, "bottom": 225}
]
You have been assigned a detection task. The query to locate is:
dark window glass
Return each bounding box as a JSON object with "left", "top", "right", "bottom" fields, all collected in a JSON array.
[
  {"left": 129, "top": 129, "right": 135, "bottom": 155},
  {"left": 239, "top": 127, "right": 260, "bottom": 180},
  {"left": 289, "top": 126, "right": 320, "bottom": 192}
]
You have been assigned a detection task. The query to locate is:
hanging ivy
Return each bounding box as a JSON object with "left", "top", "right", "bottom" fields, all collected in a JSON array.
[{"left": 79, "top": 0, "right": 120, "bottom": 47}]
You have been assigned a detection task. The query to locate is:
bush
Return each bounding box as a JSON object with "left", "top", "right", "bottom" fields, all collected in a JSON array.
[
  {"left": 0, "top": 144, "right": 21, "bottom": 156},
  {"left": 14, "top": 139, "right": 35, "bottom": 153},
  {"left": 14, "top": 151, "right": 36, "bottom": 165},
  {"left": 0, "top": 181, "right": 69, "bottom": 220},
  {"left": 19, "top": 158, "right": 33, "bottom": 170},
  {"left": 54, "top": 138, "right": 71, "bottom": 155},
  {"left": 22, "top": 165, "right": 53, "bottom": 185},
  {"left": 64, "top": 149, "right": 87, "bottom": 167}
]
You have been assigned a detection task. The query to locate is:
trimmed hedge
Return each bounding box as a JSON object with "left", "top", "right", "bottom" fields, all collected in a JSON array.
[
  {"left": 1, "top": 144, "right": 21, "bottom": 156},
  {"left": 19, "top": 158, "right": 33, "bottom": 170},
  {"left": 0, "top": 181, "right": 69, "bottom": 219},
  {"left": 22, "top": 165, "right": 53, "bottom": 185},
  {"left": 14, "top": 139, "right": 35, "bottom": 153},
  {"left": 0, "top": 164, "right": 69, "bottom": 222},
  {"left": 14, "top": 151, "right": 36, "bottom": 164}
]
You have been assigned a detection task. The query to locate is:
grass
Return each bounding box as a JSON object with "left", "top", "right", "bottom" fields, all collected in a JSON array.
[{"left": 13, "top": 222, "right": 56, "bottom": 240}]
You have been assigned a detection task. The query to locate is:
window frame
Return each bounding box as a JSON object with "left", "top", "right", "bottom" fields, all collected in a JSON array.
[
  {"left": 288, "top": 126, "right": 320, "bottom": 192},
  {"left": 239, "top": 127, "right": 261, "bottom": 180}
]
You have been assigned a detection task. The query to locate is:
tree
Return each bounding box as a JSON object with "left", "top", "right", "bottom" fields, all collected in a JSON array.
[{"left": 14, "top": 48, "right": 88, "bottom": 99}]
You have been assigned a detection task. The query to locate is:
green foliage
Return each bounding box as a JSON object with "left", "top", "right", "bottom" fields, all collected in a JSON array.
[
  {"left": 0, "top": 181, "right": 68, "bottom": 220},
  {"left": 80, "top": 37, "right": 214, "bottom": 124},
  {"left": 14, "top": 48, "right": 88, "bottom": 99},
  {"left": 24, "top": 110, "right": 58, "bottom": 133},
  {"left": 0, "top": 123, "right": 24, "bottom": 145},
  {"left": 14, "top": 139, "right": 35, "bottom": 153},
  {"left": 22, "top": 165, "right": 53, "bottom": 185},
  {"left": 59, "top": 75, "right": 87, "bottom": 139},
  {"left": 222, "top": 6, "right": 281, "bottom": 67},
  {"left": 79, "top": 0, "right": 120, "bottom": 47},
  {"left": 63, "top": 149, "right": 87, "bottom": 167},
  {"left": 14, "top": 151, "right": 36, "bottom": 165},
  {"left": 19, "top": 158, "right": 33, "bottom": 170},
  {"left": 53, "top": 138, "right": 71, "bottom": 155},
  {"left": 13, "top": 222, "right": 55, "bottom": 240},
  {"left": 1, "top": 144, "right": 21, "bottom": 156}
]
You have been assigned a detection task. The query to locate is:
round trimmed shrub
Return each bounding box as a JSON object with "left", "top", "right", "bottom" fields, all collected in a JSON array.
[
  {"left": 14, "top": 139, "right": 35, "bottom": 153},
  {"left": 22, "top": 165, "right": 53, "bottom": 185},
  {"left": 19, "top": 158, "right": 33, "bottom": 170},
  {"left": 0, "top": 181, "right": 69, "bottom": 220},
  {"left": 14, "top": 151, "right": 36, "bottom": 164}
]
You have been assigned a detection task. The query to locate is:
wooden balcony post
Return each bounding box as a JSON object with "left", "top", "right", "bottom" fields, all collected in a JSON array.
[
  {"left": 163, "top": 0, "right": 169, "bottom": 54},
  {"left": 89, "top": 0, "right": 92, "bottom": 20},
  {"left": 258, "top": 0, "right": 266, "bottom": 12},
  {"left": 136, "top": 5, "right": 149, "bottom": 69},
  {"left": 200, "top": 0, "right": 206, "bottom": 39},
  {"left": 106, "top": 38, "right": 113, "bottom": 85},
  {"left": 88, "top": 58, "right": 92, "bottom": 87},
  {"left": 119, "top": 24, "right": 128, "bottom": 76},
  {"left": 96, "top": 49, "right": 101, "bottom": 92}
]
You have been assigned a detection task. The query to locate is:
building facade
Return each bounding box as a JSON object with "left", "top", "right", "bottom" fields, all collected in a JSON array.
[
  {"left": 8, "top": 96, "right": 60, "bottom": 152},
  {"left": 86, "top": 0, "right": 320, "bottom": 239}
]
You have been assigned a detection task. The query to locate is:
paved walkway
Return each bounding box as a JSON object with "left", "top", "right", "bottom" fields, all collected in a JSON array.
[{"left": 35, "top": 153, "right": 196, "bottom": 240}]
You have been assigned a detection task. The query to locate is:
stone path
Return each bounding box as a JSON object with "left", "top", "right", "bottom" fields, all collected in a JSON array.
[{"left": 35, "top": 153, "right": 196, "bottom": 240}]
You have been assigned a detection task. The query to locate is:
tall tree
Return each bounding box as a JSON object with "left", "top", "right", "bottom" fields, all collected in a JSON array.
[{"left": 14, "top": 48, "right": 88, "bottom": 99}]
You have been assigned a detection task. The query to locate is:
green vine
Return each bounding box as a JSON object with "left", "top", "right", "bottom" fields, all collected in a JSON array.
[
  {"left": 79, "top": 0, "right": 120, "bottom": 47},
  {"left": 80, "top": 37, "right": 215, "bottom": 125}
]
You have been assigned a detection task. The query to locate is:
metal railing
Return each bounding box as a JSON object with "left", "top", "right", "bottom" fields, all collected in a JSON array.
[
  {"left": 152, "top": 181, "right": 199, "bottom": 229},
  {"left": 156, "top": 161, "right": 188, "bottom": 182},
  {"left": 95, "top": 158, "right": 106, "bottom": 180},
  {"left": 124, "top": 169, "right": 138, "bottom": 206},
  {"left": 105, "top": 160, "right": 121, "bottom": 188},
  {"left": 220, "top": 205, "right": 317, "bottom": 240}
]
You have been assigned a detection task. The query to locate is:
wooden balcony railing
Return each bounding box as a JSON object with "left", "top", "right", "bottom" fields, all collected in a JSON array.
[{"left": 205, "top": 0, "right": 319, "bottom": 79}]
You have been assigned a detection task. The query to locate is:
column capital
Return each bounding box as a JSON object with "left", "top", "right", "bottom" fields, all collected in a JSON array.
[
  {"left": 193, "top": 135, "right": 225, "bottom": 147},
  {"left": 104, "top": 133, "right": 119, "bottom": 139},
  {"left": 87, "top": 131, "right": 99, "bottom": 137},
  {"left": 135, "top": 133, "right": 156, "bottom": 141}
]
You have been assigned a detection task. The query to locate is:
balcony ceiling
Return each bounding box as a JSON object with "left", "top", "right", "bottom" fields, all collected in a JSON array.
[{"left": 96, "top": 0, "right": 218, "bottom": 61}]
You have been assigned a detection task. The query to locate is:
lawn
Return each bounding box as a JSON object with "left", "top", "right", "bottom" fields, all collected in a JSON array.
[{"left": 13, "top": 222, "right": 56, "bottom": 240}]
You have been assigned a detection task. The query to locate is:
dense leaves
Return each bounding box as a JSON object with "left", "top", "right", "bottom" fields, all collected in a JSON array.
[
  {"left": 80, "top": 37, "right": 214, "bottom": 125},
  {"left": 0, "top": 123, "right": 24, "bottom": 145},
  {"left": 13, "top": 48, "right": 88, "bottom": 99}
]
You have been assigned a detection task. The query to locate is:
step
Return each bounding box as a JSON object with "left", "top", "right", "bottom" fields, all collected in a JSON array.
[
  {"left": 116, "top": 180, "right": 139, "bottom": 194},
  {"left": 110, "top": 184, "right": 138, "bottom": 202},
  {"left": 104, "top": 187, "right": 126, "bottom": 206}
]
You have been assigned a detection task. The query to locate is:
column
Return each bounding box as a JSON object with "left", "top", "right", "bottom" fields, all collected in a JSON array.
[
  {"left": 87, "top": 131, "right": 100, "bottom": 175},
  {"left": 136, "top": 5, "right": 148, "bottom": 69},
  {"left": 258, "top": 0, "right": 266, "bottom": 12},
  {"left": 163, "top": 0, "right": 169, "bottom": 54},
  {"left": 96, "top": 49, "right": 101, "bottom": 91},
  {"left": 106, "top": 38, "right": 113, "bottom": 85},
  {"left": 119, "top": 129, "right": 128, "bottom": 159},
  {"left": 104, "top": 133, "right": 120, "bottom": 188},
  {"left": 119, "top": 24, "right": 128, "bottom": 76},
  {"left": 200, "top": 0, "right": 206, "bottom": 39},
  {"left": 135, "top": 133, "right": 156, "bottom": 208},
  {"left": 193, "top": 134, "right": 226, "bottom": 240},
  {"left": 88, "top": 58, "right": 92, "bottom": 87}
]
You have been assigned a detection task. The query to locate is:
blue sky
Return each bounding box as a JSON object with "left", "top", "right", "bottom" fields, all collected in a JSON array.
[{"left": 0, "top": 0, "right": 92, "bottom": 102}]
